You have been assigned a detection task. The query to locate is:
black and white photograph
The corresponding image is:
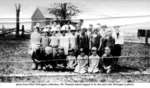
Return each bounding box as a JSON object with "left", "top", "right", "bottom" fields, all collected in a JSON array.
[{"left": 0, "top": 0, "right": 150, "bottom": 87}]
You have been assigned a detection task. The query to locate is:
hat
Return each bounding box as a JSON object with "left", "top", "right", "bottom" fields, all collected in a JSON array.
[
  {"left": 113, "top": 25, "right": 120, "bottom": 28},
  {"left": 46, "top": 25, "right": 50, "bottom": 28},
  {"left": 68, "top": 49, "right": 74, "bottom": 52},
  {"left": 97, "top": 23, "right": 101, "bottom": 26},
  {"left": 69, "top": 25, "right": 76, "bottom": 31},
  {"left": 101, "top": 25, "right": 108, "bottom": 29},
  {"left": 91, "top": 47, "right": 97, "bottom": 51},
  {"left": 81, "top": 28, "right": 87, "bottom": 32},
  {"left": 79, "top": 48, "right": 84, "bottom": 52},
  {"left": 94, "top": 23, "right": 101, "bottom": 29},
  {"left": 58, "top": 46, "right": 64, "bottom": 50},
  {"left": 106, "top": 28, "right": 112, "bottom": 32},
  {"left": 43, "top": 28, "right": 49, "bottom": 32}
]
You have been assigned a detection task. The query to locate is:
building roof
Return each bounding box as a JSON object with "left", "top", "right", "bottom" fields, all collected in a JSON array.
[{"left": 32, "top": 7, "right": 56, "bottom": 18}]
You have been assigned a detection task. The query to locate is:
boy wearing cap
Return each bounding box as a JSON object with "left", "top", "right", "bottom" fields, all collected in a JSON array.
[
  {"left": 74, "top": 48, "right": 88, "bottom": 74},
  {"left": 66, "top": 49, "right": 77, "bottom": 70},
  {"left": 88, "top": 47, "right": 100, "bottom": 73}
]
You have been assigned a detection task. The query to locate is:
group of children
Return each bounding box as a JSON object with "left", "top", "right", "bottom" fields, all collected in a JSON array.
[{"left": 29, "top": 22, "right": 124, "bottom": 74}]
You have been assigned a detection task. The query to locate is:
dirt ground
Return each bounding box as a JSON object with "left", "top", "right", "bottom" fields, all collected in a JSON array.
[{"left": 0, "top": 39, "right": 150, "bottom": 83}]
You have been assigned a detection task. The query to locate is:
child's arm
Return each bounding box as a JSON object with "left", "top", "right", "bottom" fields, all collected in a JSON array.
[
  {"left": 57, "top": 37, "right": 60, "bottom": 47},
  {"left": 72, "top": 57, "right": 77, "bottom": 67},
  {"left": 76, "top": 56, "right": 80, "bottom": 64},
  {"left": 101, "top": 54, "right": 106, "bottom": 67},
  {"left": 48, "top": 37, "right": 51, "bottom": 46},
  {"left": 66, "top": 56, "right": 69, "bottom": 61},
  {"left": 98, "top": 38, "right": 103, "bottom": 51},
  {"left": 81, "top": 56, "right": 88, "bottom": 67}
]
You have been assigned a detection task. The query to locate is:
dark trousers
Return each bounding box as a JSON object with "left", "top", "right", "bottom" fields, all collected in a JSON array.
[{"left": 112, "top": 44, "right": 122, "bottom": 64}]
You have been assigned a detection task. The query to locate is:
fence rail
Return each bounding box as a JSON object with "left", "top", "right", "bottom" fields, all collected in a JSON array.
[{"left": 0, "top": 55, "right": 149, "bottom": 63}]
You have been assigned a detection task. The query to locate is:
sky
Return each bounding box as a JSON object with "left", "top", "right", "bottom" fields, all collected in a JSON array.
[
  {"left": 0, "top": 0, "right": 150, "bottom": 18},
  {"left": 0, "top": 0, "right": 150, "bottom": 28}
]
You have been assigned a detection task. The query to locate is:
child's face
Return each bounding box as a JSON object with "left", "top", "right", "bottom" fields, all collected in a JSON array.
[
  {"left": 89, "top": 25, "right": 93, "bottom": 29},
  {"left": 92, "top": 51, "right": 97, "bottom": 56},
  {"left": 62, "top": 31, "right": 66, "bottom": 36},
  {"left": 52, "top": 32, "right": 55, "bottom": 36},
  {"left": 115, "top": 28, "right": 120, "bottom": 33},
  {"left": 58, "top": 49, "right": 64, "bottom": 54},
  {"left": 44, "top": 33, "right": 48, "bottom": 36},
  {"left": 68, "top": 51, "right": 73, "bottom": 55},
  {"left": 71, "top": 31, "right": 75, "bottom": 35},
  {"left": 34, "top": 28, "right": 39, "bottom": 32},
  {"left": 105, "top": 47, "right": 111, "bottom": 55},
  {"left": 80, "top": 52, "right": 85, "bottom": 56},
  {"left": 45, "top": 48, "right": 52, "bottom": 55}
]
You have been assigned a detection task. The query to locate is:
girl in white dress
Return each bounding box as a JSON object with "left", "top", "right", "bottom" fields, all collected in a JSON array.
[
  {"left": 74, "top": 48, "right": 88, "bottom": 74},
  {"left": 88, "top": 47, "right": 100, "bottom": 73},
  {"left": 49, "top": 32, "right": 59, "bottom": 57},
  {"left": 66, "top": 49, "right": 77, "bottom": 70},
  {"left": 58, "top": 31, "right": 70, "bottom": 55}
]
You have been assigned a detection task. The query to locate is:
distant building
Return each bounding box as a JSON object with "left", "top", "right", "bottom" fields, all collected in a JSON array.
[
  {"left": 31, "top": 7, "right": 82, "bottom": 30},
  {"left": 31, "top": 7, "right": 55, "bottom": 29}
]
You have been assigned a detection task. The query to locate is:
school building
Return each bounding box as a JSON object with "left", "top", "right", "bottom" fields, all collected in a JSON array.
[{"left": 31, "top": 7, "right": 56, "bottom": 29}]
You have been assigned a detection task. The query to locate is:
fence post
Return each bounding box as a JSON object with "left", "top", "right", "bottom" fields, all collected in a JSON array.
[
  {"left": 145, "top": 30, "right": 148, "bottom": 44},
  {"left": 21, "top": 25, "right": 25, "bottom": 38}
]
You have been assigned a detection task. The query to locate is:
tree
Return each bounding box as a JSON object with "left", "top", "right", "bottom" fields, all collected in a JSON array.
[
  {"left": 15, "top": 3, "right": 21, "bottom": 37},
  {"left": 49, "top": 2, "right": 80, "bottom": 21}
]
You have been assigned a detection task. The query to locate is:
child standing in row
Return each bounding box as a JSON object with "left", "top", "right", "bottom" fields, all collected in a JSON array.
[{"left": 41, "top": 32, "right": 51, "bottom": 49}]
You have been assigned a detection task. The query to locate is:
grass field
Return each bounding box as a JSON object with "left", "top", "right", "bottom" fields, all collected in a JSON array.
[{"left": 0, "top": 36, "right": 150, "bottom": 83}]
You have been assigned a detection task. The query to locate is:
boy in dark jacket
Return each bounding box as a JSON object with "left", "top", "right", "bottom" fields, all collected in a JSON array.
[
  {"left": 102, "top": 46, "right": 115, "bottom": 74},
  {"left": 55, "top": 47, "right": 67, "bottom": 69}
]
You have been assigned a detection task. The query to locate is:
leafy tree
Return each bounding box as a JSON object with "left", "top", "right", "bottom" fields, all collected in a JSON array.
[{"left": 49, "top": 2, "right": 80, "bottom": 21}]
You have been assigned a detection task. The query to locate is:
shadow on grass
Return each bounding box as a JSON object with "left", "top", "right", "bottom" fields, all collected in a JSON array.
[
  {"left": 43, "top": 65, "right": 143, "bottom": 74},
  {"left": 0, "top": 34, "right": 30, "bottom": 40},
  {"left": 113, "top": 65, "right": 144, "bottom": 73},
  {"left": 44, "top": 67, "right": 74, "bottom": 72}
]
